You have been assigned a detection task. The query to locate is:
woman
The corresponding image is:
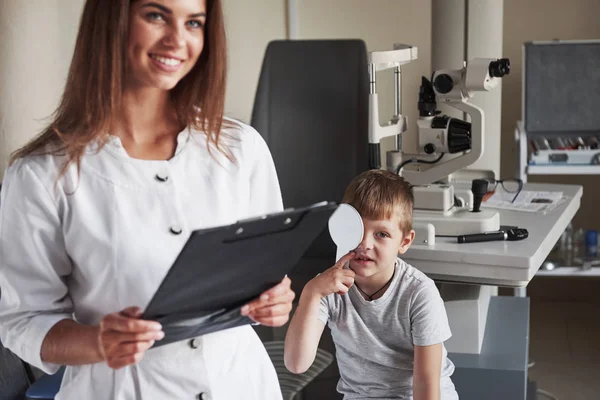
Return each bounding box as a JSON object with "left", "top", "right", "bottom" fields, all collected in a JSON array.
[{"left": 0, "top": 0, "right": 293, "bottom": 398}]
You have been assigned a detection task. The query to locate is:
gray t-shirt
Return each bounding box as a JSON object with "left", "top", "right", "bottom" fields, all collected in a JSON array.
[{"left": 319, "top": 258, "right": 458, "bottom": 399}]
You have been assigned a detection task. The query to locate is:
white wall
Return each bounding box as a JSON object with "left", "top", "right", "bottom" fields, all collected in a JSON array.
[
  {"left": 0, "top": 0, "right": 84, "bottom": 177},
  {"left": 222, "top": 0, "right": 287, "bottom": 123}
]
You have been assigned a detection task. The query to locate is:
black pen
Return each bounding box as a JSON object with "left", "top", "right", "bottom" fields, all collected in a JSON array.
[{"left": 457, "top": 231, "right": 508, "bottom": 244}]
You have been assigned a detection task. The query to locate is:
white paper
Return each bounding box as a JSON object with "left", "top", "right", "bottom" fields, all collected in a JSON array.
[{"left": 482, "top": 188, "right": 565, "bottom": 213}]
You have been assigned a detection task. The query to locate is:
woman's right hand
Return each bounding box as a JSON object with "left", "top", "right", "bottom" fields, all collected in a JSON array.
[
  {"left": 307, "top": 251, "right": 356, "bottom": 298},
  {"left": 98, "top": 306, "right": 164, "bottom": 369}
]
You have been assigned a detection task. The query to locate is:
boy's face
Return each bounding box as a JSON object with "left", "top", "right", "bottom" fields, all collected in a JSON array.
[{"left": 349, "top": 215, "right": 415, "bottom": 279}]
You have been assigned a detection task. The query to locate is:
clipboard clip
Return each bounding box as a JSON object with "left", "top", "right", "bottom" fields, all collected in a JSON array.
[{"left": 224, "top": 202, "right": 336, "bottom": 243}]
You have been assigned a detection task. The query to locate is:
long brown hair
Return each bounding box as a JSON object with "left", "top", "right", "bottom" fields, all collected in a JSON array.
[{"left": 10, "top": 0, "right": 229, "bottom": 174}]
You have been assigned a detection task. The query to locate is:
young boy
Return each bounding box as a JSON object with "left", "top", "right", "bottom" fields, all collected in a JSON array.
[{"left": 284, "top": 169, "right": 458, "bottom": 399}]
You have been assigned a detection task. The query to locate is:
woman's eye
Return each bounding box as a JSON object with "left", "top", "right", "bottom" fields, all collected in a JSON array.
[
  {"left": 146, "top": 12, "right": 165, "bottom": 22},
  {"left": 186, "top": 20, "right": 204, "bottom": 29}
]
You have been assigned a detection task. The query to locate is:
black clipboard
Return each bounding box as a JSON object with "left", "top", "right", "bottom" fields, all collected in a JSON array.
[{"left": 142, "top": 201, "right": 338, "bottom": 347}]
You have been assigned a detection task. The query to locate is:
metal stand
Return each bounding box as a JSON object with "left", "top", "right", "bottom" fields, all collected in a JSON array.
[{"left": 450, "top": 296, "right": 530, "bottom": 400}]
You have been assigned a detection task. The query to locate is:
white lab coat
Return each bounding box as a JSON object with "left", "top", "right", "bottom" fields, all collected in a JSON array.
[{"left": 0, "top": 121, "right": 284, "bottom": 399}]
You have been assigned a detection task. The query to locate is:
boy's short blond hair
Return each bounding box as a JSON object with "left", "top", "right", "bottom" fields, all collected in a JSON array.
[{"left": 342, "top": 169, "right": 414, "bottom": 234}]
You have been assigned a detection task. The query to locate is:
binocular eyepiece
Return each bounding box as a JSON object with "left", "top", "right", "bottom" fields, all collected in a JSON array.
[{"left": 489, "top": 58, "right": 511, "bottom": 78}]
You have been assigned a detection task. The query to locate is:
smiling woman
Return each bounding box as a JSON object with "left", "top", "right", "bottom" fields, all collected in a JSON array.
[
  {"left": 127, "top": 1, "right": 207, "bottom": 90},
  {"left": 0, "top": 0, "right": 292, "bottom": 399}
]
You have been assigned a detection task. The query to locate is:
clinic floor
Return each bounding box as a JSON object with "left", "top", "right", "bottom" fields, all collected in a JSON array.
[{"left": 525, "top": 276, "right": 600, "bottom": 400}]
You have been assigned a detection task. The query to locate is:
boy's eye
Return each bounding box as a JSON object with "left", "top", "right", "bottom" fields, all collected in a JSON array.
[
  {"left": 376, "top": 232, "right": 390, "bottom": 238},
  {"left": 186, "top": 20, "right": 204, "bottom": 29}
]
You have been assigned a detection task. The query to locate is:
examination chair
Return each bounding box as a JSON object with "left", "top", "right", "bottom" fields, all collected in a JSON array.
[
  {"left": 251, "top": 39, "right": 369, "bottom": 398},
  {"left": 251, "top": 39, "right": 369, "bottom": 293}
]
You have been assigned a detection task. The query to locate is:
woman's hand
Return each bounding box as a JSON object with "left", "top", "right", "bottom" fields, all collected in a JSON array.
[
  {"left": 98, "top": 306, "right": 164, "bottom": 369},
  {"left": 241, "top": 276, "right": 296, "bottom": 327},
  {"left": 306, "top": 251, "right": 356, "bottom": 298}
]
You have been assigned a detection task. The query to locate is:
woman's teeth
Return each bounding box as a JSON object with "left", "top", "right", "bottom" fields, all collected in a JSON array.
[{"left": 150, "top": 55, "right": 182, "bottom": 66}]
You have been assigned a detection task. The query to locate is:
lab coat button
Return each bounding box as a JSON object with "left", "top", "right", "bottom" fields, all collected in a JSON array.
[
  {"left": 189, "top": 338, "right": 201, "bottom": 349},
  {"left": 170, "top": 226, "right": 182, "bottom": 235},
  {"left": 155, "top": 173, "right": 169, "bottom": 182},
  {"left": 197, "top": 393, "right": 210, "bottom": 400}
]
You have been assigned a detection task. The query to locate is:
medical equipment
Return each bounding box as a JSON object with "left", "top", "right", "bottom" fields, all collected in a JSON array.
[
  {"left": 367, "top": 44, "right": 418, "bottom": 170},
  {"left": 457, "top": 227, "right": 529, "bottom": 244},
  {"left": 517, "top": 40, "right": 600, "bottom": 179},
  {"left": 470, "top": 179, "right": 488, "bottom": 212},
  {"left": 369, "top": 45, "right": 510, "bottom": 236},
  {"left": 328, "top": 204, "right": 364, "bottom": 262},
  {"left": 406, "top": 58, "right": 510, "bottom": 183}
]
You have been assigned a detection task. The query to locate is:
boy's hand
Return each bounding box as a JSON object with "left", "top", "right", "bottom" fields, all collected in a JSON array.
[{"left": 307, "top": 251, "right": 356, "bottom": 298}]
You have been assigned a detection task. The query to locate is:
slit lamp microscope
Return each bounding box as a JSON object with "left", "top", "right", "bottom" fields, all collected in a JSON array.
[{"left": 367, "top": 44, "right": 510, "bottom": 240}]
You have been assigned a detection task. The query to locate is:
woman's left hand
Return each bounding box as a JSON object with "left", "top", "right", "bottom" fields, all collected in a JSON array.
[{"left": 241, "top": 276, "right": 295, "bottom": 327}]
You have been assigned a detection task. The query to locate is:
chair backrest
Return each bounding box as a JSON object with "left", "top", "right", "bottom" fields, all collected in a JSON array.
[
  {"left": 263, "top": 340, "right": 334, "bottom": 400},
  {"left": 251, "top": 39, "right": 369, "bottom": 259}
]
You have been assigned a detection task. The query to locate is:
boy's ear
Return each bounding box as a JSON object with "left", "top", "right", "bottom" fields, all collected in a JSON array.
[{"left": 398, "top": 230, "right": 415, "bottom": 254}]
